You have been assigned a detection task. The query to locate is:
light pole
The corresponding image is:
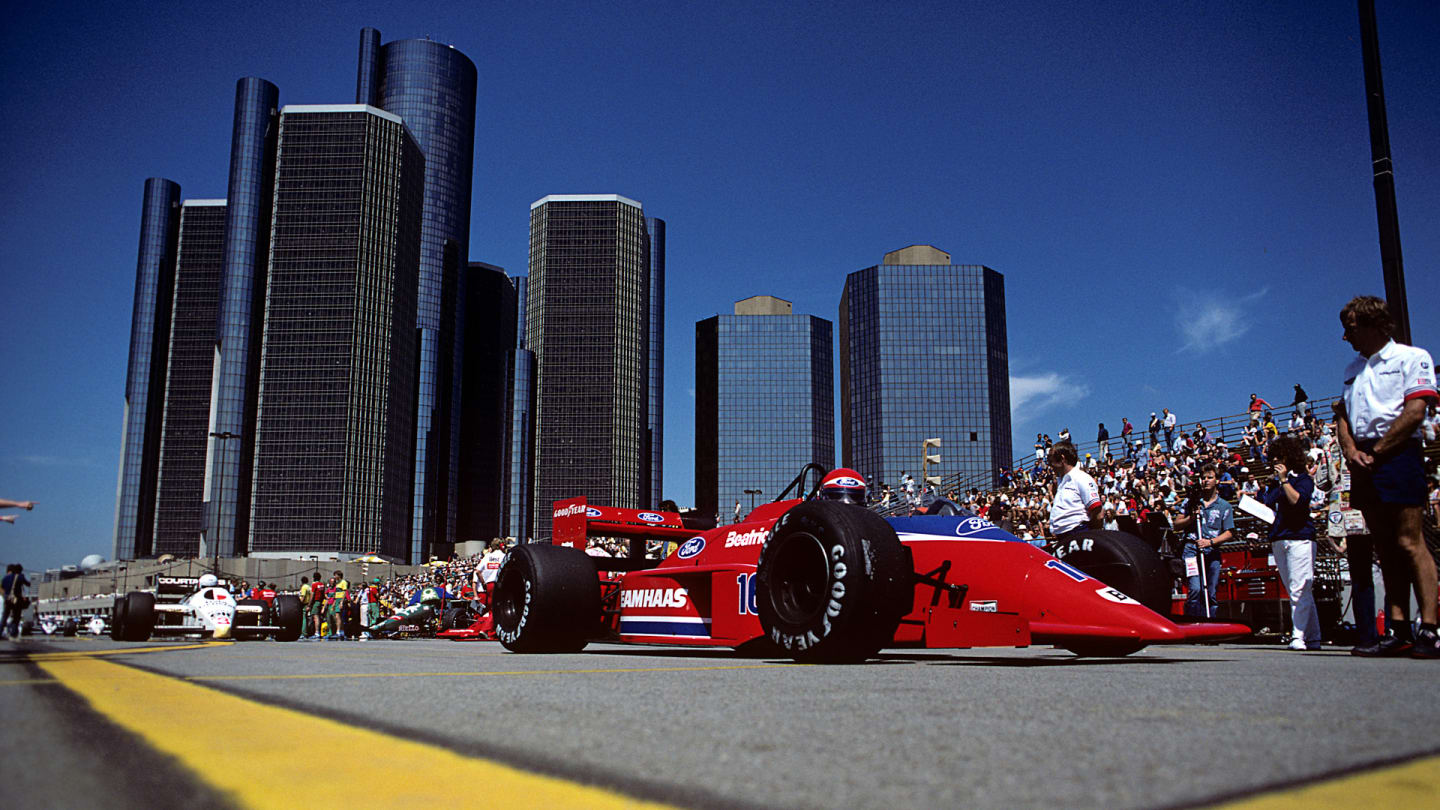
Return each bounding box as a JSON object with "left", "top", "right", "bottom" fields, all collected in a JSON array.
[
  {"left": 209, "top": 431, "right": 241, "bottom": 578},
  {"left": 744, "top": 488, "right": 762, "bottom": 512}
]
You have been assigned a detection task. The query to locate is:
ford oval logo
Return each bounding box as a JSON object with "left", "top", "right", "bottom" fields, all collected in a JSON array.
[
  {"left": 827, "top": 476, "right": 863, "bottom": 488},
  {"left": 638, "top": 512, "right": 664, "bottom": 523},
  {"left": 954, "top": 517, "right": 995, "bottom": 536},
  {"left": 585, "top": 507, "right": 603, "bottom": 518},
  {"left": 677, "top": 536, "right": 706, "bottom": 559}
]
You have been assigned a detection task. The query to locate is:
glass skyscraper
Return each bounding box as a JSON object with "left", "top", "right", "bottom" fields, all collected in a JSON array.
[
  {"left": 246, "top": 105, "right": 422, "bottom": 559},
  {"left": 528, "top": 195, "right": 650, "bottom": 538},
  {"left": 205, "top": 77, "right": 279, "bottom": 559},
  {"left": 645, "top": 217, "right": 665, "bottom": 508},
  {"left": 503, "top": 275, "right": 535, "bottom": 541},
  {"left": 356, "top": 28, "right": 478, "bottom": 563},
  {"left": 153, "top": 199, "right": 226, "bottom": 555},
  {"left": 696, "top": 297, "right": 834, "bottom": 520},
  {"left": 839, "top": 245, "right": 1011, "bottom": 493},
  {"left": 113, "top": 178, "right": 181, "bottom": 561},
  {"left": 456, "top": 262, "right": 516, "bottom": 543}
]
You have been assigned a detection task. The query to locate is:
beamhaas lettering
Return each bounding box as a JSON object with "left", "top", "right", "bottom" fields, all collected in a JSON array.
[
  {"left": 724, "top": 528, "right": 768, "bottom": 548},
  {"left": 620, "top": 587, "right": 689, "bottom": 609}
]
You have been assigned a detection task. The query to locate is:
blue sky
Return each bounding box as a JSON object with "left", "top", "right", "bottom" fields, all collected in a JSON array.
[{"left": 2, "top": 1, "right": 1436, "bottom": 571}]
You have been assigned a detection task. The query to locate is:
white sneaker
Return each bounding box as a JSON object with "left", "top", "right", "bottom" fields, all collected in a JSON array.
[{"left": 1288, "top": 638, "right": 1307, "bottom": 651}]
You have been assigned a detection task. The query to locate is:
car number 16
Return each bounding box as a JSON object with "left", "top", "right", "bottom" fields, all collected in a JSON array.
[{"left": 736, "top": 573, "right": 758, "bottom": 615}]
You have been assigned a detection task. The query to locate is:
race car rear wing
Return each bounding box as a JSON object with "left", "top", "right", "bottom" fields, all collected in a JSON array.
[
  {"left": 154, "top": 575, "right": 235, "bottom": 601},
  {"left": 551, "top": 497, "right": 696, "bottom": 553}
]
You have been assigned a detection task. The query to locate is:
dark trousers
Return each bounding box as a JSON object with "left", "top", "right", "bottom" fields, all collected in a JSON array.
[{"left": 1345, "top": 534, "right": 1381, "bottom": 647}]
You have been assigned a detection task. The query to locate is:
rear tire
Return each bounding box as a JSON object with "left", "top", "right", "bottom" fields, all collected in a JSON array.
[
  {"left": 493, "top": 544, "right": 599, "bottom": 653},
  {"left": 756, "top": 500, "right": 912, "bottom": 663},
  {"left": 234, "top": 598, "right": 268, "bottom": 634},
  {"left": 272, "top": 595, "right": 302, "bottom": 641},
  {"left": 443, "top": 604, "right": 473, "bottom": 631},
  {"left": 1049, "top": 529, "right": 1171, "bottom": 615},
  {"left": 121, "top": 592, "right": 156, "bottom": 642}
]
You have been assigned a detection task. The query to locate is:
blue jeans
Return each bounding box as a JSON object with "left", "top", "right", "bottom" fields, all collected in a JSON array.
[
  {"left": 1183, "top": 544, "right": 1221, "bottom": 618},
  {"left": 1345, "top": 534, "right": 1384, "bottom": 647}
]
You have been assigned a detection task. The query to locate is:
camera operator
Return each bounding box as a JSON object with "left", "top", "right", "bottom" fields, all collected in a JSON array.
[{"left": 1172, "top": 464, "right": 1234, "bottom": 618}]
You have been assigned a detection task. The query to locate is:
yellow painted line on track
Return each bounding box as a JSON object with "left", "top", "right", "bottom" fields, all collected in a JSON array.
[
  {"left": 1208, "top": 753, "right": 1440, "bottom": 808},
  {"left": 0, "top": 642, "right": 221, "bottom": 662},
  {"left": 185, "top": 662, "right": 793, "bottom": 682},
  {"left": 39, "top": 656, "right": 678, "bottom": 808}
]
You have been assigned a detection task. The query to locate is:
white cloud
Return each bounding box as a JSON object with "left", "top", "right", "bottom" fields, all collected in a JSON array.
[
  {"left": 1010, "top": 372, "right": 1091, "bottom": 415},
  {"left": 1174, "top": 287, "right": 1268, "bottom": 353}
]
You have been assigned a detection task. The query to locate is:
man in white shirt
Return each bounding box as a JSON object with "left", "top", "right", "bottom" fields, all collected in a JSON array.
[
  {"left": 1334, "top": 295, "right": 1439, "bottom": 658},
  {"left": 1047, "top": 442, "right": 1102, "bottom": 537},
  {"left": 478, "top": 540, "right": 507, "bottom": 606},
  {"left": 1162, "top": 408, "right": 1178, "bottom": 446}
]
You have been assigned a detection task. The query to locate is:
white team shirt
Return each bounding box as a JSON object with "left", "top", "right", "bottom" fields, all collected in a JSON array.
[
  {"left": 1050, "top": 467, "right": 1101, "bottom": 535},
  {"left": 478, "top": 550, "right": 506, "bottom": 585},
  {"left": 1342, "top": 340, "right": 1438, "bottom": 440}
]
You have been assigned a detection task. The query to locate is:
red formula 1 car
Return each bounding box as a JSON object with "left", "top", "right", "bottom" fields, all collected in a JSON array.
[{"left": 492, "top": 467, "right": 1250, "bottom": 662}]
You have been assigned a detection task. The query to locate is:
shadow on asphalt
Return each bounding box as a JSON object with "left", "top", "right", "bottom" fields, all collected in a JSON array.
[{"left": 569, "top": 645, "right": 1225, "bottom": 667}]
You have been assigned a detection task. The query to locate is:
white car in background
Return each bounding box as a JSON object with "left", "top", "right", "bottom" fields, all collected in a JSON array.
[{"left": 110, "top": 575, "right": 303, "bottom": 642}]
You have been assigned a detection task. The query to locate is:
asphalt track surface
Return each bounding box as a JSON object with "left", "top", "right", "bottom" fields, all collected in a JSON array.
[{"left": 2, "top": 635, "right": 1437, "bottom": 809}]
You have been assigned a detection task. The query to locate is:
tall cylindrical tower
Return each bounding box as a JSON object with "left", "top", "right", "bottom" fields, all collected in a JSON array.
[
  {"left": 356, "top": 31, "right": 478, "bottom": 562},
  {"left": 113, "top": 178, "right": 181, "bottom": 560},
  {"left": 206, "top": 76, "right": 279, "bottom": 558}
]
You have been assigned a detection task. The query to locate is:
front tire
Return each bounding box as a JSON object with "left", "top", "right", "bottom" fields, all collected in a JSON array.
[
  {"left": 756, "top": 501, "right": 912, "bottom": 663},
  {"left": 1049, "top": 529, "right": 1171, "bottom": 616},
  {"left": 493, "top": 544, "right": 599, "bottom": 653}
]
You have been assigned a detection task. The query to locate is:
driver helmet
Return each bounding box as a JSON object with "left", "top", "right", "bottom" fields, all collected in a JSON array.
[
  {"left": 819, "top": 468, "right": 868, "bottom": 506},
  {"left": 198, "top": 573, "right": 219, "bottom": 589}
]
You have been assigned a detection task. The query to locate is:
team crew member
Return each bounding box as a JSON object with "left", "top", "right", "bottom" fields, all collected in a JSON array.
[
  {"left": 362, "top": 578, "right": 382, "bottom": 639},
  {"left": 309, "top": 578, "right": 327, "bottom": 638},
  {"left": 327, "top": 571, "right": 349, "bottom": 640},
  {"left": 1047, "top": 442, "right": 1101, "bottom": 538},
  {"left": 1173, "top": 464, "right": 1234, "bottom": 619},
  {"left": 1262, "top": 437, "right": 1320, "bottom": 649},
  {"left": 1334, "top": 295, "right": 1440, "bottom": 658},
  {"left": 478, "top": 541, "right": 506, "bottom": 606},
  {"left": 297, "top": 576, "right": 312, "bottom": 639}
]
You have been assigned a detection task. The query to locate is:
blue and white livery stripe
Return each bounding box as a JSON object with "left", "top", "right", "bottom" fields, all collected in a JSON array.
[
  {"left": 620, "top": 615, "right": 713, "bottom": 638},
  {"left": 887, "top": 516, "right": 1025, "bottom": 543}
]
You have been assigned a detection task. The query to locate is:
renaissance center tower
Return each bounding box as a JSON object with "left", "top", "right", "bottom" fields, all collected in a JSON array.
[{"left": 356, "top": 28, "right": 478, "bottom": 562}]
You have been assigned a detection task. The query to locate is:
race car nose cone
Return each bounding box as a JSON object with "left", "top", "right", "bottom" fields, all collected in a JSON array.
[{"left": 214, "top": 623, "right": 232, "bottom": 639}]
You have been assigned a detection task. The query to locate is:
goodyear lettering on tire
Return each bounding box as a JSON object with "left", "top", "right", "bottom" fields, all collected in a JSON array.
[{"left": 770, "top": 542, "right": 849, "bottom": 652}]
